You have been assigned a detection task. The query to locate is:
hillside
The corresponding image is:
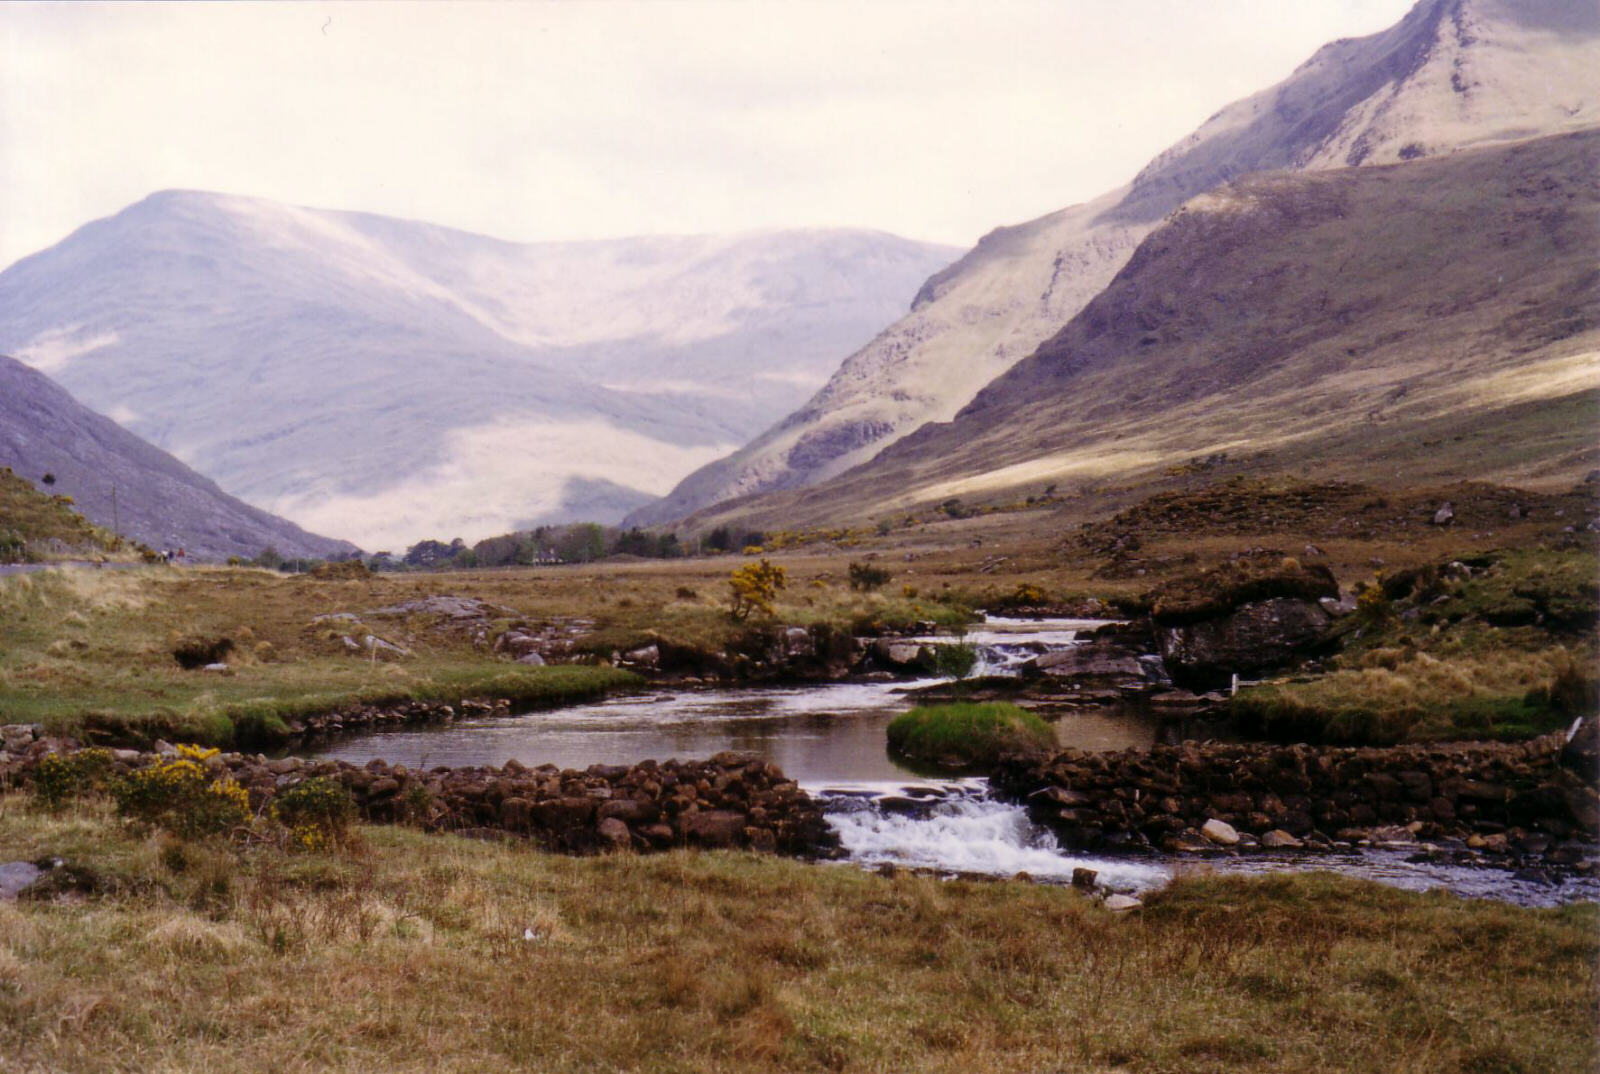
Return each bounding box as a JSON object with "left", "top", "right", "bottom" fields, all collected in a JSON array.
[
  {"left": 0, "top": 356, "right": 356, "bottom": 561},
  {"left": 0, "top": 466, "right": 119, "bottom": 563},
  {"left": 0, "top": 194, "right": 956, "bottom": 549},
  {"left": 635, "top": 0, "right": 1600, "bottom": 526},
  {"left": 683, "top": 129, "right": 1599, "bottom": 530}
]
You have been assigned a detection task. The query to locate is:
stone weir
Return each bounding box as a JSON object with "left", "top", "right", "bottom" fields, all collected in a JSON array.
[
  {"left": 991, "top": 722, "right": 1600, "bottom": 866},
  {"left": 0, "top": 727, "right": 839, "bottom": 857}
]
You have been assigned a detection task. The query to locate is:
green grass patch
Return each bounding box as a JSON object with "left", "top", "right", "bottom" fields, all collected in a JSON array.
[{"left": 886, "top": 702, "right": 1053, "bottom": 768}]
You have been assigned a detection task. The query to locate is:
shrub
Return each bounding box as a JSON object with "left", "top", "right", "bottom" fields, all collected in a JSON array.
[
  {"left": 309, "top": 559, "right": 373, "bottom": 580},
  {"left": 1008, "top": 583, "right": 1048, "bottom": 607},
  {"left": 728, "top": 559, "right": 787, "bottom": 621},
  {"left": 112, "top": 745, "right": 251, "bottom": 838},
  {"left": 848, "top": 561, "right": 892, "bottom": 591},
  {"left": 271, "top": 777, "right": 357, "bottom": 850},
  {"left": 931, "top": 643, "right": 978, "bottom": 679},
  {"left": 886, "top": 703, "right": 1053, "bottom": 768},
  {"left": 32, "top": 748, "right": 115, "bottom": 807}
]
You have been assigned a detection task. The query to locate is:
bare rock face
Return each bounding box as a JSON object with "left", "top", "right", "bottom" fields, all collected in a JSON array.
[{"left": 1158, "top": 598, "right": 1332, "bottom": 690}]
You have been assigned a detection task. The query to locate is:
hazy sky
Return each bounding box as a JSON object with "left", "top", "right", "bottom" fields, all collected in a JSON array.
[{"left": 1, "top": 0, "right": 1416, "bottom": 268}]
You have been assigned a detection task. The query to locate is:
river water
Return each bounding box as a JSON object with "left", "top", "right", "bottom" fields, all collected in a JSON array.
[{"left": 306, "top": 618, "right": 1598, "bottom": 906}]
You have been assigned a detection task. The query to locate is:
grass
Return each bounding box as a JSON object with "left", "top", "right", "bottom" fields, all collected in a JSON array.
[
  {"left": 0, "top": 794, "right": 1594, "bottom": 1073},
  {"left": 0, "top": 560, "right": 977, "bottom": 746},
  {"left": 0, "top": 467, "right": 129, "bottom": 563},
  {"left": 1232, "top": 544, "right": 1600, "bottom": 744},
  {"left": 886, "top": 702, "right": 1054, "bottom": 768},
  {"left": 0, "top": 568, "right": 637, "bottom": 745}
]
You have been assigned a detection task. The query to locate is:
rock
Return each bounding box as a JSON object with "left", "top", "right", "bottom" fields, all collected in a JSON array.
[
  {"left": 596, "top": 817, "right": 632, "bottom": 850},
  {"left": 1022, "top": 641, "right": 1146, "bottom": 682},
  {"left": 0, "top": 861, "right": 44, "bottom": 900},
  {"left": 515, "top": 652, "right": 547, "bottom": 666},
  {"left": 1158, "top": 598, "right": 1332, "bottom": 690},
  {"left": 202, "top": 662, "right": 229, "bottom": 672},
  {"left": 782, "top": 627, "right": 815, "bottom": 659},
  {"left": 1260, "top": 829, "right": 1303, "bottom": 849},
  {"left": 1433, "top": 503, "right": 1454, "bottom": 526},
  {"left": 621, "top": 644, "right": 660, "bottom": 670},
  {"left": 362, "top": 635, "right": 411, "bottom": 659},
  {"left": 871, "top": 638, "right": 933, "bottom": 672},
  {"left": 680, "top": 810, "right": 747, "bottom": 848},
  {"left": 1103, "top": 894, "right": 1142, "bottom": 912},
  {"left": 1201, "top": 818, "right": 1240, "bottom": 846},
  {"left": 1071, "top": 867, "right": 1098, "bottom": 889}
]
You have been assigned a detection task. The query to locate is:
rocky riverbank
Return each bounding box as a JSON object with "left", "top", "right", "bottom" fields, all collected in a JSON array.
[
  {"left": 0, "top": 726, "right": 838, "bottom": 857},
  {"left": 992, "top": 718, "right": 1600, "bottom": 872}
]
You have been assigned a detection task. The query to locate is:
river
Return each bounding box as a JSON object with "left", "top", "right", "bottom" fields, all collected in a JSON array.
[{"left": 305, "top": 617, "right": 1599, "bottom": 907}]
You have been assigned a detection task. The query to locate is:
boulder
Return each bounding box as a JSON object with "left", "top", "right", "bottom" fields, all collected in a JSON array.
[
  {"left": 1201, "top": 818, "right": 1240, "bottom": 846},
  {"left": 1260, "top": 829, "right": 1303, "bottom": 849},
  {"left": 871, "top": 639, "right": 933, "bottom": 672},
  {"left": 596, "top": 817, "right": 632, "bottom": 850},
  {"left": 680, "top": 810, "right": 747, "bottom": 848},
  {"left": 0, "top": 862, "right": 43, "bottom": 901},
  {"left": 515, "top": 652, "right": 547, "bottom": 666},
  {"left": 1158, "top": 598, "right": 1331, "bottom": 690},
  {"left": 620, "top": 644, "right": 660, "bottom": 670},
  {"left": 1103, "top": 894, "right": 1142, "bottom": 912},
  {"left": 1022, "top": 641, "right": 1147, "bottom": 682}
]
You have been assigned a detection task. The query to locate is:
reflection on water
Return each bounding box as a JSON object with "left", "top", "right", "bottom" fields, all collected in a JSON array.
[{"left": 307, "top": 678, "right": 1165, "bottom": 783}]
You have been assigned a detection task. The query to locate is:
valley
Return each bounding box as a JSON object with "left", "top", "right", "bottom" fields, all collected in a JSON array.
[{"left": 2, "top": 0, "right": 1597, "bottom": 1069}]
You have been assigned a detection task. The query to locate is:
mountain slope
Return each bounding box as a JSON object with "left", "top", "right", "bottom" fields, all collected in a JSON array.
[
  {"left": 634, "top": 0, "right": 1600, "bottom": 526},
  {"left": 0, "top": 355, "right": 355, "bottom": 561},
  {"left": 0, "top": 193, "right": 956, "bottom": 549},
  {"left": 686, "top": 129, "right": 1599, "bottom": 530}
]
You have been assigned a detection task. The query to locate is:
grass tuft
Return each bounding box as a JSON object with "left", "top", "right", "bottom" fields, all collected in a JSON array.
[{"left": 886, "top": 702, "right": 1054, "bottom": 768}]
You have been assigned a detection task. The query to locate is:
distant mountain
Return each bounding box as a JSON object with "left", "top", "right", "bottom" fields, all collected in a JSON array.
[
  {"left": 0, "top": 194, "right": 956, "bottom": 549},
  {"left": 633, "top": 0, "right": 1600, "bottom": 526},
  {"left": 0, "top": 355, "right": 355, "bottom": 561},
  {"left": 681, "top": 130, "right": 1600, "bottom": 531}
]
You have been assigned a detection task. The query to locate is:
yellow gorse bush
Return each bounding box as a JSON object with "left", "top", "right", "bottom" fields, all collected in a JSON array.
[
  {"left": 112, "top": 745, "right": 251, "bottom": 838},
  {"left": 728, "top": 558, "right": 787, "bottom": 621}
]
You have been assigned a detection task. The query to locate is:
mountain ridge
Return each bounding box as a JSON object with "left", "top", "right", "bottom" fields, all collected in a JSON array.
[
  {"left": 0, "top": 190, "right": 957, "bottom": 549},
  {"left": 673, "top": 128, "right": 1599, "bottom": 533},
  {"left": 631, "top": 0, "right": 1600, "bottom": 527},
  {"left": 0, "top": 355, "right": 356, "bottom": 561}
]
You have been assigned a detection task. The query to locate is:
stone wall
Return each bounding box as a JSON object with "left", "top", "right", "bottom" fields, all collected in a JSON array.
[
  {"left": 992, "top": 723, "right": 1599, "bottom": 867},
  {"left": 0, "top": 727, "right": 838, "bottom": 857}
]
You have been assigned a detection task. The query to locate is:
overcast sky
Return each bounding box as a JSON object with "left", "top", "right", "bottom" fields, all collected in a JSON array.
[{"left": 1, "top": 0, "right": 1416, "bottom": 268}]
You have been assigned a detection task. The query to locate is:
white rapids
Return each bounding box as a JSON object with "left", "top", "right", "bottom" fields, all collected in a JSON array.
[{"left": 814, "top": 780, "right": 1168, "bottom": 891}]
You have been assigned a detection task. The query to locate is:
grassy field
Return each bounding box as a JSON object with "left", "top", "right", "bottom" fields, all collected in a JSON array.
[
  {"left": 0, "top": 794, "right": 1593, "bottom": 1074},
  {"left": 0, "top": 567, "right": 638, "bottom": 744},
  {"left": 1, "top": 473, "right": 1593, "bottom": 748}
]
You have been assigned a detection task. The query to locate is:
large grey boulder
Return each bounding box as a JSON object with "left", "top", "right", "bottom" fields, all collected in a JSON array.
[{"left": 1158, "top": 597, "right": 1331, "bottom": 690}]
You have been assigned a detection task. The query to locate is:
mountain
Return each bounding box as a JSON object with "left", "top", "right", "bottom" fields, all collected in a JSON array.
[
  {"left": 679, "top": 129, "right": 1599, "bottom": 531},
  {"left": 633, "top": 0, "right": 1600, "bottom": 526},
  {"left": 0, "top": 193, "right": 956, "bottom": 550},
  {"left": 0, "top": 355, "right": 356, "bottom": 561}
]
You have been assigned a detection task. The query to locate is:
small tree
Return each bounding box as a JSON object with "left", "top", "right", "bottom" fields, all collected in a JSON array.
[
  {"left": 728, "top": 558, "right": 787, "bottom": 621},
  {"left": 848, "top": 561, "right": 892, "bottom": 591}
]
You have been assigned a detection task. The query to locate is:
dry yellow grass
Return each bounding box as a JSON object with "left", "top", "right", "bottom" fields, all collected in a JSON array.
[{"left": 0, "top": 795, "right": 1594, "bottom": 1073}]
